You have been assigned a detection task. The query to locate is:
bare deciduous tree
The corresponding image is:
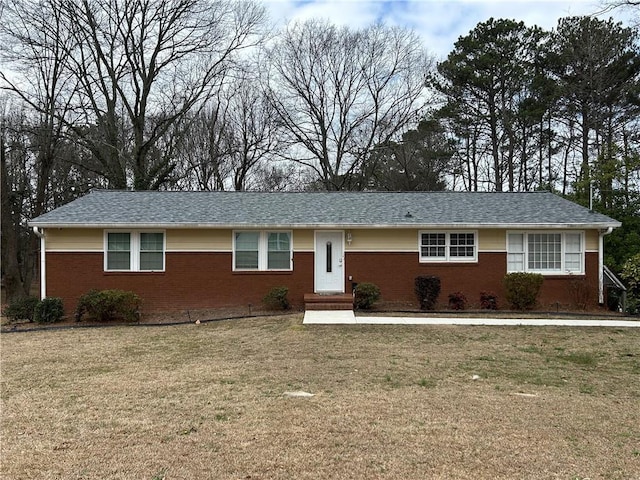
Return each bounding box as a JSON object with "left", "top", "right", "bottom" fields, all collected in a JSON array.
[
  {"left": 600, "top": 1, "right": 640, "bottom": 26},
  {"left": 0, "top": 0, "right": 80, "bottom": 301},
  {"left": 0, "top": 96, "right": 96, "bottom": 302},
  {"left": 173, "top": 98, "right": 234, "bottom": 190},
  {"left": 265, "top": 20, "right": 433, "bottom": 191},
  {"left": 226, "top": 72, "right": 284, "bottom": 191},
  {"left": 1, "top": 102, "right": 32, "bottom": 301},
  {"left": 1, "top": 0, "right": 267, "bottom": 190},
  {"left": 173, "top": 71, "right": 283, "bottom": 191}
]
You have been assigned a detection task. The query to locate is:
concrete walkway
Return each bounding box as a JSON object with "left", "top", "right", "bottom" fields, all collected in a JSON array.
[{"left": 302, "top": 310, "right": 640, "bottom": 327}]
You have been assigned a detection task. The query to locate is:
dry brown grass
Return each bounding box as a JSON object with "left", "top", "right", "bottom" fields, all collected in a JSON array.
[{"left": 2, "top": 315, "right": 639, "bottom": 479}]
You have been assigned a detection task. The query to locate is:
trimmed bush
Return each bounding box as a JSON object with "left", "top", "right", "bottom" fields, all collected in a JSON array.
[
  {"left": 263, "top": 286, "right": 290, "bottom": 310},
  {"left": 2, "top": 296, "right": 40, "bottom": 322},
  {"left": 480, "top": 291, "right": 498, "bottom": 310},
  {"left": 34, "top": 297, "right": 64, "bottom": 324},
  {"left": 415, "top": 275, "right": 441, "bottom": 310},
  {"left": 448, "top": 291, "right": 467, "bottom": 310},
  {"left": 75, "top": 289, "right": 141, "bottom": 322},
  {"left": 503, "top": 273, "right": 544, "bottom": 310},
  {"left": 354, "top": 282, "right": 381, "bottom": 310}
]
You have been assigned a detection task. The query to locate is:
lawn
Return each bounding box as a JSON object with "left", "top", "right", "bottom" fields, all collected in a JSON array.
[{"left": 1, "top": 314, "right": 639, "bottom": 479}]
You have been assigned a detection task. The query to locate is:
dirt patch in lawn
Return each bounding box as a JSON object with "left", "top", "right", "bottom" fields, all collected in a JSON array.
[{"left": 2, "top": 315, "right": 639, "bottom": 479}]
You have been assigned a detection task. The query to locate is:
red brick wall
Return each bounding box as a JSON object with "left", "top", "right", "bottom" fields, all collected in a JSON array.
[
  {"left": 46, "top": 252, "right": 314, "bottom": 313},
  {"left": 345, "top": 251, "right": 600, "bottom": 310},
  {"left": 47, "top": 250, "right": 600, "bottom": 313}
]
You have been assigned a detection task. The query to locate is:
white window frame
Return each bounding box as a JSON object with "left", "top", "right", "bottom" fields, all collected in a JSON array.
[
  {"left": 104, "top": 230, "right": 166, "bottom": 272},
  {"left": 419, "top": 231, "right": 478, "bottom": 263},
  {"left": 233, "top": 230, "right": 293, "bottom": 271},
  {"left": 506, "top": 231, "right": 584, "bottom": 275}
]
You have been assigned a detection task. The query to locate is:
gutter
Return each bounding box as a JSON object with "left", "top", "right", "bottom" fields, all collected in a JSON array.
[
  {"left": 32, "top": 227, "right": 46, "bottom": 300},
  {"left": 598, "top": 227, "right": 614, "bottom": 305}
]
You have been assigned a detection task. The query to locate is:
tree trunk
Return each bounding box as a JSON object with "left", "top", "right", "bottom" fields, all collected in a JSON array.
[
  {"left": 1, "top": 136, "right": 27, "bottom": 302},
  {"left": 580, "top": 105, "right": 591, "bottom": 189}
]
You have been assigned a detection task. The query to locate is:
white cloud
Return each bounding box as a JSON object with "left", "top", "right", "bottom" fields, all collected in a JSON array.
[
  {"left": 262, "top": 0, "right": 633, "bottom": 58},
  {"left": 264, "top": 0, "right": 383, "bottom": 27}
]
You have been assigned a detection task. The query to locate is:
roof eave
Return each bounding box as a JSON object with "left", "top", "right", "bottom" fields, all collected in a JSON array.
[{"left": 29, "top": 221, "right": 623, "bottom": 230}]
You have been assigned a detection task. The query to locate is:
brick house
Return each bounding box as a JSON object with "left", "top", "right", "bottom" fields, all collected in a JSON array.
[{"left": 29, "top": 190, "right": 620, "bottom": 313}]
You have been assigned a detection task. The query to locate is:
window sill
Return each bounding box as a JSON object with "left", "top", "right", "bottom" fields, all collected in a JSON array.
[
  {"left": 104, "top": 271, "right": 165, "bottom": 275},
  {"left": 508, "top": 272, "right": 585, "bottom": 278},
  {"left": 419, "top": 260, "right": 478, "bottom": 265},
  {"left": 233, "top": 270, "right": 293, "bottom": 275}
]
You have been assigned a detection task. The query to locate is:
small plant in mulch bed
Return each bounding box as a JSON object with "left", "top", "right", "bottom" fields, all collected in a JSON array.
[
  {"left": 75, "top": 289, "right": 141, "bottom": 322},
  {"left": 480, "top": 291, "right": 498, "bottom": 310},
  {"left": 448, "top": 291, "right": 467, "bottom": 310},
  {"left": 415, "top": 275, "right": 441, "bottom": 310},
  {"left": 263, "top": 286, "right": 290, "bottom": 310},
  {"left": 354, "top": 282, "right": 381, "bottom": 310}
]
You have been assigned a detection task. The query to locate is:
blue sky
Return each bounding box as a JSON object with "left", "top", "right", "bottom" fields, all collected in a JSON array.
[{"left": 262, "top": 0, "right": 631, "bottom": 59}]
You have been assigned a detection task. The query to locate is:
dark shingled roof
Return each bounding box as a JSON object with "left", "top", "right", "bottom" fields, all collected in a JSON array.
[{"left": 29, "top": 190, "right": 621, "bottom": 228}]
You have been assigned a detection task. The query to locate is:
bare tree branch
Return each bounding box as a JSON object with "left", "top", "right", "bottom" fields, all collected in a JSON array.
[
  {"left": 1, "top": 0, "right": 267, "bottom": 190},
  {"left": 265, "top": 20, "right": 433, "bottom": 190}
]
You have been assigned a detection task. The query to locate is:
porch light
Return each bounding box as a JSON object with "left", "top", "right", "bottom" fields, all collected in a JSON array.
[{"left": 347, "top": 231, "right": 352, "bottom": 245}]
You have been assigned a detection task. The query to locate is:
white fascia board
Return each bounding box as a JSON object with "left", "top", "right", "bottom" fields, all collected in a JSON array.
[
  {"left": 346, "top": 222, "right": 622, "bottom": 230},
  {"left": 28, "top": 221, "right": 622, "bottom": 230}
]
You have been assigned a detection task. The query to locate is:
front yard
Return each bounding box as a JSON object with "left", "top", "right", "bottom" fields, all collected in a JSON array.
[{"left": 1, "top": 314, "right": 639, "bottom": 479}]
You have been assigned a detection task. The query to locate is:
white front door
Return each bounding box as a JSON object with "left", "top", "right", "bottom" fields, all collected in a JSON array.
[{"left": 314, "top": 231, "right": 345, "bottom": 293}]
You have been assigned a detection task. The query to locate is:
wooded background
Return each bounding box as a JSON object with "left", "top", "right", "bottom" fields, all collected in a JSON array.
[{"left": 1, "top": 0, "right": 639, "bottom": 305}]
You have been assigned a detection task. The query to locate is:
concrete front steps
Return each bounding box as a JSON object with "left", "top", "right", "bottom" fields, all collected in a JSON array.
[{"left": 304, "top": 293, "right": 354, "bottom": 311}]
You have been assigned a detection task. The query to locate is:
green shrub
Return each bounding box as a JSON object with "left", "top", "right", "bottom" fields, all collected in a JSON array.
[
  {"left": 480, "top": 291, "right": 498, "bottom": 310},
  {"left": 2, "top": 296, "right": 40, "bottom": 322},
  {"left": 503, "top": 273, "right": 544, "bottom": 310},
  {"left": 263, "top": 286, "right": 290, "bottom": 310},
  {"left": 621, "top": 253, "right": 640, "bottom": 297},
  {"left": 415, "top": 275, "right": 441, "bottom": 310},
  {"left": 75, "top": 289, "right": 141, "bottom": 322},
  {"left": 354, "top": 282, "right": 381, "bottom": 310},
  {"left": 448, "top": 291, "right": 467, "bottom": 310},
  {"left": 34, "top": 297, "right": 64, "bottom": 323},
  {"left": 626, "top": 294, "right": 640, "bottom": 316}
]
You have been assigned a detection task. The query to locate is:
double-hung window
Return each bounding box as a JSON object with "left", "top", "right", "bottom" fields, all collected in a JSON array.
[
  {"left": 419, "top": 231, "right": 477, "bottom": 262},
  {"left": 106, "top": 232, "right": 132, "bottom": 270},
  {"left": 234, "top": 231, "right": 292, "bottom": 271},
  {"left": 139, "top": 233, "right": 164, "bottom": 270},
  {"left": 268, "top": 232, "right": 291, "bottom": 269},
  {"left": 235, "top": 232, "right": 260, "bottom": 269},
  {"left": 105, "top": 231, "right": 165, "bottom": 272},
  {"left": 507, "top": 231, "right": 583, "bottom": 274}
]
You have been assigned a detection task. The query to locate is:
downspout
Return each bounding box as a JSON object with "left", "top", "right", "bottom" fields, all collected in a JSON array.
[
  {"left": 598, "top": 227, "right": 613, "bottom": 305},
  {"left": 32, "top": 227, "right": 46, "bottom": 300}
]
